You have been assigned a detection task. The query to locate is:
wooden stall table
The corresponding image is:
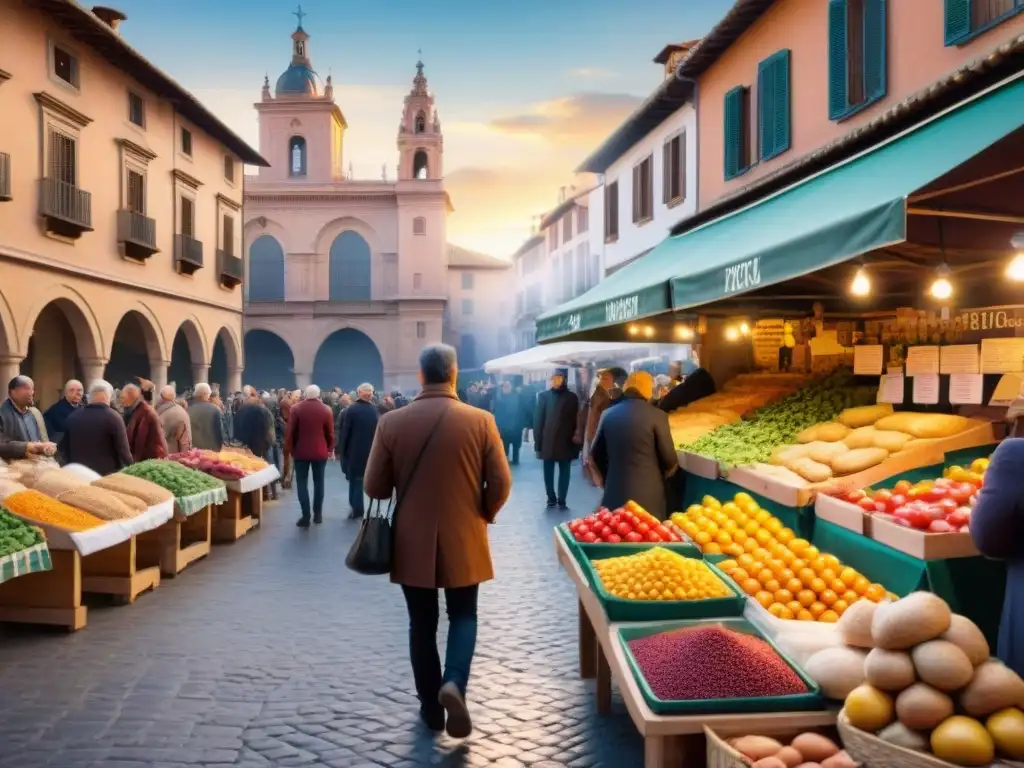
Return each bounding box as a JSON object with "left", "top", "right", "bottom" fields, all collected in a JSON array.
[
  {"left": 0, "top": 543, "right": 85, "bottom": 630},
  {"left": 81, "top": 535, "right": 160, "bottom": 604},
  {"left": 554, "top": 531, "right": 837, "bottom": 768},
  {"left": 136, "top": 488, "right": 227, "bottom": 577},
  {"left": 212, "top": 466, "right": 278, "bottom": 543}
]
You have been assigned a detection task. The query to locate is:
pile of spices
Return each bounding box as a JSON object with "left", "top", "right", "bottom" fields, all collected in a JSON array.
[{"left": 628, "top": 625, "right": 808, "bottom": 701}]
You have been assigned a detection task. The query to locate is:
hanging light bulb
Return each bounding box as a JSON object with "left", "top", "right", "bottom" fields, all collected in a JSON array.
[
  {"left": 675, "top": 325, "right": 694, "bottom": 341},
  {"left": 643, "top": 325, "right": 655, "bottom": 338},
  {"left": 725, "top": 326, "right": 739, "bottom": 342},
  {"left": 1007, "top": 253, "right": 1024, "bottom": 282},
  {"left": 627, "top": 324, "right": 639, "bottom": 336},
  {"left": 929, "top": 264, "right": 953, "bottom": 301},
  {"left": 739, "top": 322, "right": 750, "bottom": 336},
  {"left": 850, "top": 267, "right": 871, "bottom": 297}
]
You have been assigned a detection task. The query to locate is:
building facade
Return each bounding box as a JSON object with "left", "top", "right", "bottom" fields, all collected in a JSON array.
[
  {"left": 444, "top": 245, "right": 513, "bottom": 370},
  {"left": 243, "top": 17, "right": 507, "bottom": 392},
  {"left": 0, "top": 0, "right": 265, "bottom": 408}
]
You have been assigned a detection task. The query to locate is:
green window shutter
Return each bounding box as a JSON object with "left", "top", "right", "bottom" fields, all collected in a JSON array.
[
  {"left": 773, "top": 50, "right": 792, "bottom": 155},
  {"left": 944, "top": 0, "right": 971, "bottom": 45},
  {"left": 828, "top": 0, "right": 849, "bottom": 120},
  {"left": 863, "top": 0, "right": 887, "bottom": 102},
  {"left": 723, "top": 87, "right": 743, "bottom": 179},
  {"left": 759, "top": 49, "right": 791, "bottom": 160}
]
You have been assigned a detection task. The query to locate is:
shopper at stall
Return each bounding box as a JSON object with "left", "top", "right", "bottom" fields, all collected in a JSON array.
[
  {"left": 535, "top": 368, "right": 581, "bottom": 509},
  {"left": 234, "top": 389, "right": 275, "bottom": 491},
  {"left": 59, "top": 380, "right": 133, "bottom": 475},
  {"left": 121, "top": 383, "right": 167, "bottom": 462},
  {"left": 42, "top": 379, "right": 83, "bottom": 446},
  {"left": 285, "top": 385, "right": 335, "bottom": 527},
  {"left": 969, "top": 438, "right": 1024, "bottom": 676},
  {"left": 590, "top": 371, "right": 678, "bottom": 520},
  {"left": 364, "top": 344, "right": 511, "bottom": 738},
  {"left": 338, "top": 383, "right": 378, "bottom": 520},
  {"left": 657, "top": 366, "right": 717, "bottom": 413},
  {"left": 0, "top": 376, "right": 55, "bottom": 461},
  {"left": 157, "top": 385, "right": 192, "bottom": 454},
  {"left": 493, "top": 381, "right": 523, "bottom": 465},
  {"left": 189, "top": 383, "right": 225, "bottom": 451}
]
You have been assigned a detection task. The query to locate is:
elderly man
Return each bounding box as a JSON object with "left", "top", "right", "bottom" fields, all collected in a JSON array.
[
  {"left": 60, "top": 380, "right": 133, "bottom": 475},
  {"left": 188, "top": 382, "right": 224, "bottom": 451},
  {"left": 122, "top": 383, "right": 167, "bottom": 462},
  {"left": 338, "top": 383, "right": 379, "bottom": 520},
  {"left": 0, "top": 376, "right": 55, "bottom": 461},
  {"left": 234, "top": 388, "right": 277, "bottom": 500},
  {"left": 156, "top": 385, "right": 191, "bottom": 454},
  {"left": 42, "top": 379, "right": 83, "bottom": 446},
  {"left": 286, "top": 385, "right": 335, "bottom": 526}
]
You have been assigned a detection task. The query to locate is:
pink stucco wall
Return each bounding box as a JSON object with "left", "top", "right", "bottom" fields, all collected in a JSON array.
[{"left": 698, "top": 0, "right": 1024, "bottom": 206}]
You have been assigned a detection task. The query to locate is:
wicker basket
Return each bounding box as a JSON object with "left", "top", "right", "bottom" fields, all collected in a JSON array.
[{"left": 704, "top": 726, "right": 751, "bottom": 768}]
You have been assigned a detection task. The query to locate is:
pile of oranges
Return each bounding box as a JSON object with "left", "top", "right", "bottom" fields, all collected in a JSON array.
[
  {"left": 669, "top": 492, "right": 894, "bottom": 622},
  {"left": 593, "top": 547, "right": 732, "bottom": 602}
]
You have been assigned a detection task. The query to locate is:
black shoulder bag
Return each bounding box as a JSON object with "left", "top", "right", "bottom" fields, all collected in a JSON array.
[{"left": 345, "top": 407, "right": 450, "bottom": 576}]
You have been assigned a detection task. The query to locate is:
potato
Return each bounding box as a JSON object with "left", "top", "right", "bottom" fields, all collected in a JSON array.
[
  {"left": 786, "top": 457, "right": 834, "bottom": 483},
  {"left": 864, "top": 648, "right": 916, "bottom": 691},
  {"left": 806, "top": 441, "right": 850, "bottom": 464},
  {"left": 842, "top": 426, "right": 877, "bottom": 449},
  {"left": 775, "top": 746, "right": 804, "bottom": 767},
  {"left": 731, "top": 736, "right": 783, "bottom": 760},
  {"left": 790, "top": 733, "right": 839, "bottom": 763},
  {"left": 874, "top": 412, "right": 971, "bottom": 439},
  {"left": 821, "top": 753, "right": 857, "bottom": 768},
  {"left": 771, "top": 444, "right": 809, "bottom": 465},
  {"left": 816, "top": 422, "right": 852, "bottom": 442},
  {"left": 895, "top": 683, "right": 954, "bottom": 730},
  {"left": 872, "top": 430, "right": 913, "bottom": 453},
  {"left": 941, "top": 614, "right": 990, "bottom": 667},
  {"left": 838, "top": 404, "right": 894, "bottom": 429},
  {"left": 959, "top": 660, "right": 1024, "bottom": 717},
  {"left": 911, "top": 640, "right": 974, "bottom": 691},
  {"left": 831, "top": 447, "right": 889, "bottom": 476},
  {"left": 804, "top": 647, "right": 867, "bottom": 699},
  {"left": 752, "top": 759, "right": 788, "bottom": 768},
  {"left": 838, "top": 599, "right": 878, "bottom": 648},
  {"left": 871, "top": 591, "right": 951, "bottom": 650},
  {"left": 796, "top": 425, "right": 824, "bottom": 444}
]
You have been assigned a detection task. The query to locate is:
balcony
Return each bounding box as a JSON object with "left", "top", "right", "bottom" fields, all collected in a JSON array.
[
  {"left": 217, "top": 248, "right": 243, "bottom": 288},
  {"left": 38, "top": 177, "right": 92, "bottom": 238},
  {"left": 0, "top": 153, "right": 10, "bottom": 201},
  {"left": 174, "top": 233, "right": 204, "bottom": 275},
  {"left": 117, "top": 209, "right": 158, "bottom": 260}
]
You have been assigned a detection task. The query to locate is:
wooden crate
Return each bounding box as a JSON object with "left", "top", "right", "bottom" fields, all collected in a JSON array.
[
  {"left": 0, "top": 549, "right": 87, "bottom": 630},
  {"left": 137, "top": 505, "right": 213, "bottom": 577},
  {"left": 212, "top": 489, "right": 261, "bottom": 543},
  {"left": 81, "top": 536, "right": 160, "bottom": 604}
]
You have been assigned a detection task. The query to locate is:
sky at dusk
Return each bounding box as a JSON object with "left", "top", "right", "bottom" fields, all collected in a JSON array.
[{"left": 112, "top": 0, "right": 734, "bottom": 258}]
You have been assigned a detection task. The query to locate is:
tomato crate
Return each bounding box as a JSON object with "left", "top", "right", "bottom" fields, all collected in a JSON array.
[
  {"left": 584, "top": 549, "right": 746, "bottom": 622},
  {"left": 617, "top": 618, "right": 825, "bottom": 716}
]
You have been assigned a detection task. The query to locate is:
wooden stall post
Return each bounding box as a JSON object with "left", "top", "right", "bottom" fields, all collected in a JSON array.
[
  {"left": 212, "top": 489, "right": 259, "bottom": 543},
  {"left": 137, "top": 505, "right": 213, "bottom": 577},
  {"left": 579, "top": 597, "right": 597, "bottom": 680},
  {"left": 81, "top": 536, "right": 160, "bottom": 604},
  {"left": 0, "top": 549, "right": 87, "bottom": 630}
]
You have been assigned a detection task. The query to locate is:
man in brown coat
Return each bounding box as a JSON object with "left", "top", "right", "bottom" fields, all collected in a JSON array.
[
  {"left": 122, "top": 383, "right": 167, "bottom": 462},
  {"left": 364, "top": 344, "right": 511, "bottom": 739}
]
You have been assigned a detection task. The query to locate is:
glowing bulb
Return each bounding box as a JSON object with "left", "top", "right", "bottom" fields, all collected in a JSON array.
[
  {"left": 725, "top": 326, "right": 740, "bottom": 342},
  {"left": 643, "top": 326, "right": 655, "bottom": 338},
  {"left": 739, "top": 322, "right": 750, "bottom": 336},
  {"left": 930, "top": 277, "right": 953, "bottom": 300},
  {"left": 627, "top": 324, "right": 639, "bottom": 336},
  {"left": 676, "top": 325, "right": 694, "bottom": 341},
  {"left": 1007, "top": 253, "right": 1024, "bottom": 282},
  {"left": 850, "top": 268, "right": 871, "bottom": 297}
]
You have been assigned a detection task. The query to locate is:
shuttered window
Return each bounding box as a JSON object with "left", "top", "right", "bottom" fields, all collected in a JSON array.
[
  {"left": 604, "top": 181, "right": 619, "bottom": 241},
  {"left": 180, "top": 197, "right": 195, "bottom": 237},
  {"left": 222, "top": 214, "right": 234, "bottom": 255},
  {"left": 723, "top": 86, "right": 753, "bottom": 180},
  {"left": 662, "top": 131, "right": 686, "bottom": 205},
  {"left": 946, "top": 0, "right": 1023, "bottom": 44},
  {"left": 126, "top": 170, "right": 145, "bottom": 213},
  {"left": 757, "top": 50, "right": 792, "bottom": 162},
  {"left": 48, "top": 130, "right": 76, "bottom": 186},
  {"left": 828, "top": 0, "right": 887, "bottom": 121},
  {"left": 631, "top": 155, "right": 653, "bottom": 223}
]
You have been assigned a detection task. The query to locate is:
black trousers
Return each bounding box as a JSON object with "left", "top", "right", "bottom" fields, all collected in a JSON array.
[{"left": 401, "top": 585, "right": 479, "bottom": 708}]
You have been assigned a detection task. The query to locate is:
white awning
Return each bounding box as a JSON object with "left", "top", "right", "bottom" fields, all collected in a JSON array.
[{"left": 483, "top": 342, "right": 646, "bottom": 374}]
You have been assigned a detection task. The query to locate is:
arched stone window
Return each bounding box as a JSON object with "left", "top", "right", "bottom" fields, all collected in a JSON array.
[
  {"left": 413, "top": 150, "right": 429, "bottom": 180},
  {"left": 413, "top": 216, "right": 426, "bottom": 235},
  {"left": 414, "top": 111, "right": 426, "bottom": 133},
  {"left": 248, "top": 235, "right": 285, "bottom": 301},
  {"left": 289, "top": 136, "right": 306, "bottom": 177},
  {"left": 328, "top": 231, "right": 372, "bottom": 301}
]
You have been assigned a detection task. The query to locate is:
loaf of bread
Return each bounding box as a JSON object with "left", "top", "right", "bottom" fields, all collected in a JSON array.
[
  {"left": 873, "top": 413, "right": 971, "bottom": 439},
  {"left": 786, "top": 457, "right": 834, "bottom": 483},
  {"left": 831, "top": 447, "right": 890, "bottom": 476},
  {"left": 797, "top": 422, "right": 852, "bottom": 443},
  {"left": 872, "top": 430, "right": 913, "bottom": 453},
  {"left": 838, "top": 404, "right": 894, "bottom": 429},
  {"left": 843, "top": 426, "right": 878, "bottom": 449},
  {"left": 770, "top": 444, "right": 810, "bottom": 465},
  {"left": 807, "top": 441, "right": 850, "bottom": 464}
]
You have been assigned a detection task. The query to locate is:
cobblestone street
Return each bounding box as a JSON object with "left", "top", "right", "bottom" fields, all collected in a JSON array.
[{"left": 0, "top": 455, "right": 641, "bottom": 768}]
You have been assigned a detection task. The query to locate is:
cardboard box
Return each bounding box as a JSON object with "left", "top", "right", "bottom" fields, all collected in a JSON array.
[
  {"left": 870, "top": 514, "right": 980, "bottom": 560},
  {"left": 725, "top": 463, "right": 814, "bottom": 507},
  {"left": 815, "top": 494, "right": 872, "bottom": 536},
  {"left": 680, "top": 450, "right": 720, "bottom": 480}
]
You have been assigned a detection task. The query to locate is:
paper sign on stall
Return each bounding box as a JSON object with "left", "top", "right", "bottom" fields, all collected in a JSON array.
[
  {"left": 853, "top": 345, "right": 884, "bottom": 375},
  {"left": 940, "top": 344, "right": 980, "bottom": 374},
  {"left": 981, "top": 338, "right": 1024, "bottom": 374},
  {"left": 906, "top": 346, "right": 940, "bottom": 375},
  {"left": 912, "top": 374, "right": 940, "bottom": 405},
  {"left": 990, "top": 373, "right": 1024, "bottom": 407},
  {"left": 878, "top": 374, "right": 905, "bottom": 404},
  {"left": 949, "top": 374, "right": 984, "bottom": 405}
]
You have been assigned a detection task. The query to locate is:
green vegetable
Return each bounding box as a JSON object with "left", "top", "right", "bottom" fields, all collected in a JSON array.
[
  {"left": 120, "top": 459, "right": 225, "bottom": 498},
  {"left": 683, "top": 368, "right": 876, "bottom": 466},
  {"left": 0, "top": 508, "right": 45, "bottom": 557}
]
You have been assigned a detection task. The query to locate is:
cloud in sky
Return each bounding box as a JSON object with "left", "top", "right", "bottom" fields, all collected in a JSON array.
[
  {"left": 567, "top": 67, "right": 619, "bottom": 79},
  {"left": 488, "top": 92, "right": 643, "bottom": 148}
]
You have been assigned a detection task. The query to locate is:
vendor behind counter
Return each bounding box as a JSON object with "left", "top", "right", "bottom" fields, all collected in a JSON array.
[{"left": 657, "top": 367, "right": 716, "bottom": 413}]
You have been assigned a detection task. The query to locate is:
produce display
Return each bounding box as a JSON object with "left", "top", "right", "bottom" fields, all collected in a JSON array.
[
  {"left": 4, "top": 489, "right": 104, "bottom": 531},
  {"left": 566, "top": 501, "right": 682, "bottom": 544},
  {"left": 628, "top": 625, "right": 809, "bottom": 701},
  {"left": 811, "top": 591, "right": 1024, "bottom": 766},
  {"left": 121, "top": 459, "right": 226, "bottom": 498},
  {"left": 672, "top": 492, "right": 894, "bottom": 621},
  {"left": 168, "top": 449, "right": 267, "bottom": 480},
  {"left": 593, "top": 547, "right": 731, "bottom": 601},
  {"left": 682, "top": 369, "right": 877, "bottom": 467},
  {"left": 828, "top": 457, "right": 988, "bottom": 533},
  {"left": 24, "top": 468, "right": 142, "bottom": 520},
  {"left": 0, "top": 508, "right": 45, "bottom": 556},
  {"left": 726, "top": 732, "right": 854, "bottom": 767},
  {"left": 93, "top": 473, "right": 174, "bottom": 506}
]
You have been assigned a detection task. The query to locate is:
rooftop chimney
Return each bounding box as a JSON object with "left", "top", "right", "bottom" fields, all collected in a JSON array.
[{"left": 92, "top": 6, "right": 127, "bottom": 34}]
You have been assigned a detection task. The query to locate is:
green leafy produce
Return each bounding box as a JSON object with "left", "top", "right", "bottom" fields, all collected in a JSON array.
[
  {"left": 121, "top": 459, "right": 225, "bottom": 498},
  {"left": 0, "top": 508, "right": 45, "bottom": 557},
  {"left": 684, "top": 368, "right": 876, "bottom": 466}
]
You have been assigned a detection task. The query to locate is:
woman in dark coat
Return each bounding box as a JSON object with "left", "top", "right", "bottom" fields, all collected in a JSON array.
[
  {"left": 970, "top": 438, "right": 1024, "bottom": 676},
  {"left": 590, "top": 371, "right": 678, "bottom": 519},
  {"left": 534, "top": 368, "right": 580, "bottom": 509}
]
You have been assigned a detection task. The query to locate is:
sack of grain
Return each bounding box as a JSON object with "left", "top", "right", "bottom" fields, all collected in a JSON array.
[
  {"left": 0, "top": 478, "right": 27, "bottom": 501},
  {"left": 105, "top": 490, "right": 148, "bottom": 513},
  {"left": 53, "top": 486, "right": 138, "bottom": 520},
  {"left": 34, "top": 468, "right": 89, "bottom": 497},
  {"left": 93, "top": 473, "right": 174, "bottom": 506}
]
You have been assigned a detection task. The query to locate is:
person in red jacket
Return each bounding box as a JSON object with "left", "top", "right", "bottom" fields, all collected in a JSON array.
[{"left": 285, "top": 384, "right": 335, "bottom": 527}]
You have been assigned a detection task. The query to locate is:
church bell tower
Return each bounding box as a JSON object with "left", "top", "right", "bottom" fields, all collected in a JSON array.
[{"left": 397, "top": 58, "right": 443, "bottom": 181}]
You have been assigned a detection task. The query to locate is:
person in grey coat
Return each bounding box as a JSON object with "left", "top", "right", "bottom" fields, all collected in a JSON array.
[
  {"left": 534, "top": 368, "right": 580, "bottom": 509},
  {"left": 188, "top": 383, "right": 224, "bottom": 451},
  {"left": 590, "top": 371, "right": 678, "bottom": 520}
]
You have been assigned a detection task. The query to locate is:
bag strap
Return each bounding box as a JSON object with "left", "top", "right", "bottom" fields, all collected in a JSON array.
[{"left": 392, "top": 405, "right": 451, "bottom": 522}]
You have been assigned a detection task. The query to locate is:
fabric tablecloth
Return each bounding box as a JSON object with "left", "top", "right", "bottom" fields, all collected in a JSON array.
[{"left": 0, "top": 541, "right": 52, "bottom": 584}]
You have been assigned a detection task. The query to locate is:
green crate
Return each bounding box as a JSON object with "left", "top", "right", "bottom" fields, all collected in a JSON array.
[
  {"left": 617, "top": 618, "right": 825, "bottom": 715},
  {"left": 584, "top": 549, "right": 746, "bottom": 622},
  {"left": 558, "top": 523, "right": 702, "bottom": 582}
]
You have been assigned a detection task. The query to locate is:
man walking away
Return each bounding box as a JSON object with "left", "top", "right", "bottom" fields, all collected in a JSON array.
[
  {"left": 43, "top": 379, "right": 83, "bottom": 446},
  {"left": 189, "top": 383, "right": 225, "bottom": 451},
  {"left": 60, "top": 380, "right": 133, "bottom": 475},
  {"left": 156, "top": 385, "right": 192, "bottom": 454},
  {"left": 493, "top": 381, "right": 522, "bottom": 465},
  {"left": 122, "top": 383, "right": 167, "bottom": 462},
  {"left": 535, "top": 368, "right": 580, "bottom": 509},
  {"left": 286, "top": 385, "right": 335, "bottom": 527},
  {"left": 364, "top": 344, "right": 511, "bottom": 738},
  {"left": 338, "top": 383, "right": 378, "bottom": 520}
]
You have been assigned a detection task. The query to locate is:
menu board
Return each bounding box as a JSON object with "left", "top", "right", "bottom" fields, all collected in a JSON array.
[
  {"left": 940, "top": 344, "right": 980, "bottom": 374},
  {"left": 981, "top": 337, "right": 1024, "bottom": 373},
  {"left": 878, "top": 374, "right": 905, "bottom": 404},
  {"left": 906, "top": 346, "right": 940, "bottom": 375},
  {"left": 853, "top": 345, "right": 884, "bottom": 376},
  {"left": 949, "top": 374, "right": 984, "bottom": 405},
  {"left": 912, "top": 374, "right": 940, "bottom": 405}
]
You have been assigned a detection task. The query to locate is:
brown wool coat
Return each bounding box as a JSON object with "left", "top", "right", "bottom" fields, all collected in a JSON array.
[
  {"left": 364, "top": 384, "right": 512, "bottom": 589},
  {"left": 126, "top": 400, "right": 168, "bottom": 462}
]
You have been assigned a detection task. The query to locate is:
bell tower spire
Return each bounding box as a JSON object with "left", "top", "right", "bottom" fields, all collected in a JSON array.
[
  {"left": 291, "top": 5, "right": 310, "bottom": 65},
  {"left": 397, "top": 54, "right": 443, "bottom": 181}
]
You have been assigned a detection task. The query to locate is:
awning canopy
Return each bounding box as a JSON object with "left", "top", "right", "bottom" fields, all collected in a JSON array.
[
  {"left": 483, "top": 342, "right": 650, "bottom": 374},
  {"left": 537, "top": 76, "right": 1024, "bottom": 343}
]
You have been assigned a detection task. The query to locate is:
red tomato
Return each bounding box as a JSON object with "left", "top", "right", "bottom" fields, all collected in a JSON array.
[
  {"left": 906, "top": 487, "right": 930, "bottom": 501},
  {"left": 886, "top": 494, "right": 907, "bottom": 513},
  {"left": 925, "top": 486, "right": 950, "bottom": 503},
  {"left": 582, "top": 532, "right": 598, "bottom": 543},
  {"left": 567, "top": 520, "right": 580, "bottom": 532},
  {"left": 636, "top": 522, "right": 651, "bottom": 535},
  {"left": 573, "top": 531, "right": 586, "bottom": 541},
  {"left": 906, "top": 510, "right": 933, "bottom": 529},
  {"left": 645, "top": 530, "right": 661, "bottom": 543},
  {"left": 846, "top": 489, "right": 866, "bottom": 503},
  {"left": 949, "top": 483, "right": 975, "bottom": 505},
  {"left": 946, "top": 508, "right": 971, "bottom": 528},
  {"left": 584, "top": 515, "right": 599, "bottom": 526},
  {"left": 667, "top": 531, "right": 681, "bottom": 542},
  {"left": 599, "top": 526, "right": 614, "bottom": 539},
  {"left": 598, "top": 511, "right": 613, "bottom": 524},
  {"left": 616, "top": 522, "right": 633, "bottom": 537},
  {"left": 874, "top": 502, "right": 888, "bottom": 514},
  {"left": 936, "top": 498, "right": 958, "bottom": 516},
  {"left": 928, "top": 519, "right": 954, "bottom": 533},
  {"left": 872, "top": 489, "right": 893, "bottom": 503},
  {"left": 576, "top": 524, "right": 591, "bottom": 536},
  {"left": 893, "top": 480, "right": 912, "bottom": 495},
  {"left": 857, "top": 497, "right": 877, "bottom": 512},
  {"left": 605, "top": 533, "right": 622, "bottom": 543},
  {"left": 625, "top": 531, "right": 644, "bottom": 542}
]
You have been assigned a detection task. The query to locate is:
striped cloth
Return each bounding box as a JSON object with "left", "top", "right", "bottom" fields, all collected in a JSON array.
[{"left": 0, "top": 542, "right": 52, "bottom": 585}]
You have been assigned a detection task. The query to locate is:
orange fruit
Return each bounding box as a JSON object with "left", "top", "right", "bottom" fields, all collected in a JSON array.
[
  {"left": 753, "top": 547, "right": 772, "bottom": 563},
  {"left": 820, "top": 589, "right": 838, "bottom": 606},
  {"left": 791, "top": 558, "right": 808, "bottom": 573},
  {"left": 865, "top": 584, "right": 886, "bottom": 602},
  {"left": 779, "top": 549, "right": 796, "bottom": 565},
  {"left": 768, "top": 603, "right": 785, "bottom": 618},
  {"left": 695, "top": 531, "right": 712, "bottom": 545},
  {"left": 733, "top": 530, "right": 749, "bottom": 545},
  {"left": 789, "top": 538, "right": 810, "bottom": 556},
  {"left": 757, "top": 568, "right": 774, "bottom": 584},
  {"left": 830, "top": 579, "right": 847, "bottom": 594},
  {"left": 756, "top": 590, "right": 774, "bottom": 609},
  {"left": 776, "top": 605, "right": 795, "bottom": 620},
  {"left": 810, "top": 577, "right": 827, "bottom": 595},
  {"left": 803, "top": 545, "right": 820, "bottom": 560},
  {"left": 842, "top": 590, "right": 859, "bottom": 605},
  {"left": 833, "top": 599, "right": 849, "bottom": 615},
  {"left": 799, "top": 568, "right": 817, "bottom": 587},
  {"left": 797, "top": 609, "right": 815, "bottom": 621},
  {"left": 731, "top": 567, "right": 750, "bottom": 583},
  {"left": 719, "top": 559, "right": 738, "bottom": 573},
  {"left": 764, "top": 579, "right": 781, "bottom": 594},
  {"left": 839, "top": 567, "right": 858, "bottom": 586},
  {"left": 742, "top": 578, "right": 761, "bottom": 596},
  {"left": 744, "top": 520, "right": 760, "bottom": 535},
  {"left": 743, "top": 538, "right": 759, "bottom": 553},
  {"left": 765, "top": 519, "right": 783, "bottom": 535},
  {"left": 809, "top": 601, "right": 827, "bottom": 619},
  {"left": 755, "top": 529, "right": 774, "bottom": 546},
  {"left": 797, "top": 589, "right": 816, "bottom": 608},
  {"left": 725, "top": 543, "right": 744, "bottom": 557},
  {"left": 704, "top": 543, "right": 722, "bottom": 554},
  {"left": 819, "top": 610, "right": 840, "bottom": 623},
  {"left": 768, "top": 558, "right": 786, "bottom": 575},
  {"left": 820, "top": 568, "right": 838, "bottom": 584},
  {"left": 787, "top": 600, "right": 803, "bottom": 616},
  {"left": 823, "top": 554, "right": 841, "bottom": 571},
  {"left": 774, "top": 588, "right": 794, "bottom": 605},
  {"left": 853, "top": 576, "right": 870, "bottom": 595},
  {"left": 737, "top": 554, "right": 755, "bottom": 569},
  {"left": 777, "top": 527, "right": 795, "bottom": 544},
  {"left": 810, "top": 557, "right": 828, "bottom": 574},
  {"left": 786, "top": 577, "right": 804, "bottom": 594},
  {"left": 780, "top": 568, "right": 796, "bottom": 583}
]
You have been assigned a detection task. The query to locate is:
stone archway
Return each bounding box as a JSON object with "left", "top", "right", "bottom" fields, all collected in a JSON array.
[
  {"left": 210, "top": 326, "right": 242, "bottom": 393},
  {"left": 248, "top": 234, "right": 285, "bottom": 302},
  {"left": 168, "top": 318, "right": 209, "bottom": 390},
  {"left": 20, "top": 295, "right": 103, "bottom": 410},
  {"left": 312, "top": 328, "right": 384, "bottom": 392},
  {"left": 243, "top": 329, "right": 296, "bottom": 390},
  {"left": 105, "top": 310, "right": 165, "bottom": 387}
]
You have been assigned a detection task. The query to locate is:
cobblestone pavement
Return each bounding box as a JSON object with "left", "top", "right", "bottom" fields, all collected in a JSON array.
[{"left": 0, "top": 453, "right": 642, "bottom": 767}]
